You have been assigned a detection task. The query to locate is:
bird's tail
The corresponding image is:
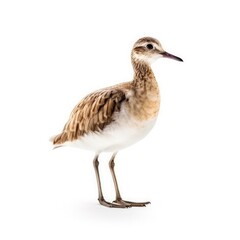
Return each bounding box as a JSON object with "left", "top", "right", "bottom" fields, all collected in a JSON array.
[{"left": 49, "top": 132, "right": 68, "bottom": 149}]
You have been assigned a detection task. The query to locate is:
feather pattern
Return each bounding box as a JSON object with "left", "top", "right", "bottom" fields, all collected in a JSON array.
[
  {"left": 51, "top": 37, "right": 167, "bottom": 149},
  {"left": 52, "top": 87, "right": 126, "bottom": 145}
]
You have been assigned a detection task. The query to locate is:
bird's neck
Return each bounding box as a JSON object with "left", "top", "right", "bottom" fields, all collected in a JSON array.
[
  {"left": 128, "top": 57, "right": 160, "bottom": 121},
  {"left": 131, "top": 57, "right": 158, "bottom": 92}
]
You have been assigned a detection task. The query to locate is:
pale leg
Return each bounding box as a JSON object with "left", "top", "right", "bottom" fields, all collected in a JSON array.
[
  {"left": 109, "top": 153, "right": 150, "bottom": 207},
  {"left": 93, "top": 154, "right": 129, "bottom": 208}
]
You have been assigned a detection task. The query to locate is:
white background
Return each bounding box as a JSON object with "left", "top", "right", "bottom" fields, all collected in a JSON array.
[{"left": 0, "top": 0, "right": 239, "bottom": 239}]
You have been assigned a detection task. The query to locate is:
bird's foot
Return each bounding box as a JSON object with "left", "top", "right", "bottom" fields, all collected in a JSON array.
[
  {"left": 113, "top": 198, "right": 150, "bottom": 207},
  {"left": 98, "top": 198, "right": 131, "bottom": 208}
]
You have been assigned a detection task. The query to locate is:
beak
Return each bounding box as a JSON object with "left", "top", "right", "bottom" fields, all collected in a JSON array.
[{"left": 161, "top": 51, "right": 183, "bottom": 62}]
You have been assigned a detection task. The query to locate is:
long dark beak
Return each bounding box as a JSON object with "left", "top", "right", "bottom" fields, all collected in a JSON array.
[{"left": 161, "top": 51, "right": 183, "bottom": 62}]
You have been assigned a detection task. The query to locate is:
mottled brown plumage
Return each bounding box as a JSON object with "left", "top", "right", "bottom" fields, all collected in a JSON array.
[
  {"left": 53, "top": 87, "right": 126, "bottom": 144},
  {"left": 51, "top": 37, "right": 183, "bottom": 208},
  {"left": 52, "top": 37, "right": 162, "bottom": 145}
]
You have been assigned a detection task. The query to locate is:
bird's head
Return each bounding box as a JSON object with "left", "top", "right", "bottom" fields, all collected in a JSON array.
[{"left": 132, "top": 37, "right": 183, "bottom": 64}]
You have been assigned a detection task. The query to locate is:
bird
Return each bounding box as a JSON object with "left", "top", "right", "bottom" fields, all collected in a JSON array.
[{"left": 51, "top": 37, "right": 183, "bottom": 208}]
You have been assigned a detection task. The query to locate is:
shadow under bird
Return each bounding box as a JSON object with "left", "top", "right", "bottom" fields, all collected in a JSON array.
[{"left": 51, "top": 37, "right": 183, "bottom": 208}]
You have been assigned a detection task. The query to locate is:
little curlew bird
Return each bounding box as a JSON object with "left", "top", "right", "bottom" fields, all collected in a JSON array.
[{"left": 51, "top": 37, "right": 183, "bottom": 208}]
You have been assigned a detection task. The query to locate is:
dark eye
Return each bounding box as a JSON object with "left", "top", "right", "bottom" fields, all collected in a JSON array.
[{"left": 146, "top": 44, "right": 153, "bottom": 50}]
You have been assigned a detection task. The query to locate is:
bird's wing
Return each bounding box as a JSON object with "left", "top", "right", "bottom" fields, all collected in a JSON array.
[{"left": 52, "top": 87, "right": 126, "bottom": 145}]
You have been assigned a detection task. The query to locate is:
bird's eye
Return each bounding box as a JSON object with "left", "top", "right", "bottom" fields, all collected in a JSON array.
[{"left": 146, "top": 44, "right": 154, "bottom": 50}]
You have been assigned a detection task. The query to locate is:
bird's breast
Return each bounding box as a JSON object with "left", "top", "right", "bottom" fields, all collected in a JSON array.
[{"left": 126, "top": 87, "right": 160, "bottom": 121}]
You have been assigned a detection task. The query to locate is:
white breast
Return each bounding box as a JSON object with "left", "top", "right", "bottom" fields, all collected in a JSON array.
[{"left": 65, "top": 107, "right": 157, "bottom": 153}]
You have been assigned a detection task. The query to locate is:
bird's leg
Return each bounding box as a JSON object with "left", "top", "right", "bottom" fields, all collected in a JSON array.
[
  {"left": 109, "top": 153, "right": 124, "bottom": 202},
  {"left": 93, "top": 155, "right": 129, "bottom": 208},
  {"left": 109, "top": 153, "right": 151, "bottom": 207}
]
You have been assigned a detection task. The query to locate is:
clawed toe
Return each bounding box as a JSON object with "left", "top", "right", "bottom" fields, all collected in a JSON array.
[
  {"left": 98, "top": 198, "right": 131, "bottom": 208},
  {"left": 113, "top": 199, "right": 132, "bottom": 208},
  {"left": 113, "top": 199, "right": 150, "bottom": 207},
  {"left": 98, "top": 198, "right": 150, "bottom": 208}
]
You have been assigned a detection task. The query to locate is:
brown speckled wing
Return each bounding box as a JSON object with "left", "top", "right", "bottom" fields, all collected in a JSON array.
[{"left": 52, "top": 88, "right": 126, "bottom": 145}]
